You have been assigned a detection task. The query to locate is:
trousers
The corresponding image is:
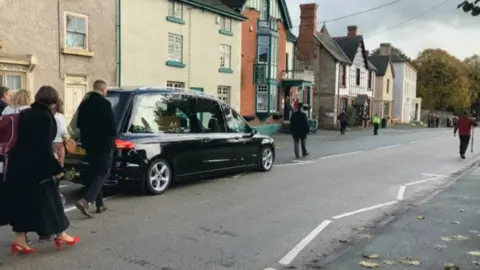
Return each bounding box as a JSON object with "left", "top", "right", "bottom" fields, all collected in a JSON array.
[
  {"left": 459, "top": 135, "right": 471, "bottom": 155},
  {"left": 83, "top": 151, "right": 113, "bottom": 207}
]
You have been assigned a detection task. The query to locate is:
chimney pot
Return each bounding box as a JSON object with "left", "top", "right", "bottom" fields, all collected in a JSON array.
[
  {"left": 347, "top": 25, "right": 358, "bottom": 37},
  {"left": 297, "top": 3, "right": 318, "bottom": 61}
]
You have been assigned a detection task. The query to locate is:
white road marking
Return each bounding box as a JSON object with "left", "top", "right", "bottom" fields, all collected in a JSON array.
[
  {"left": 409, "top": 140, "right": 424, "bottom": 144},
  {"left": 263, "top": 268, "right": 277, "bottom": 270},
  {"left": 278, "top": 220, "right": 333, "bottom": 266},
  {"left": 421, "top": 173, "right": 446, "bottom": 178},
  {"left": 404, "top": 177, "right": 441, "bottom": 186},
  {"left": 274, "top": 161, "right": 314, "bottom": 167},
  {"left": 318, "top": 151, "right": 362, "bottom": 159},
  {"left": 376, "top": 144, "right": 401, "bottom": 150},
  {"left": 396, "top": 185, "right": 406, "bottom": 201},
  {"left": 64, "top": 195, "right": 118, "bottom": 213},
  {"left": 332, "top": 201, "right": 398, "bottom": 220}
]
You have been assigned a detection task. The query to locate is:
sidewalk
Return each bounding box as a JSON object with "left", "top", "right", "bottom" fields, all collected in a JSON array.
[{"left": 321, "top": 165, "right": 480, "bottom": 270}]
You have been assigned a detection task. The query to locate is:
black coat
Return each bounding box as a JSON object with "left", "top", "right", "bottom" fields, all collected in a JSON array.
[
  {"left": 290, "top": 110, "right": 310, "bottom": 138},
  {"left": 0, "top": 100, "right": 7, "bottom": 113},
  {"left": 77, "top": 91, "right": 116, "bottom": 153},
  {"left": 0, "top": 102, "right": 69, "bottom": 234}
]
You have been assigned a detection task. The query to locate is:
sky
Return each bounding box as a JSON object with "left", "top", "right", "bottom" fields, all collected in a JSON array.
[{"left": 285, "top": 0, "right": 480, "bottom": 60}]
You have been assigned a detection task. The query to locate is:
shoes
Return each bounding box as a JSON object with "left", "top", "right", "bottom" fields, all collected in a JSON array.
[
  {"left": 54, "top": 236, "right": 80, "bottom": 249},
  {"left": 75, "top": 199, "right": 93, "bottom": 218},
  {"left": 461, "top": 154, "right": 466, "bottom": 159},
  {"left": 302, "top": 152, "right": 310, "bottom": 157},
  {"left": 38, "top": 235, "right": 55, "bottom": 242},
  {"left": 96, "top": 205, "right": 108, "bottom": 214},
  {"left": 11, "top": 242, "right": 36, "bottom": 257}
]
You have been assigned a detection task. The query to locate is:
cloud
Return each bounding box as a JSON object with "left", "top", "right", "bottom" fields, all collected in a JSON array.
[{"left": 286, "top": 0, "right": 480, "bottom": 59}]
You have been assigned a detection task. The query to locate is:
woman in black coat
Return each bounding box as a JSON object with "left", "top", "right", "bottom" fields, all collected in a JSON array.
[{"left": 4, "top": 86, "right": 79, "bottom": 256}]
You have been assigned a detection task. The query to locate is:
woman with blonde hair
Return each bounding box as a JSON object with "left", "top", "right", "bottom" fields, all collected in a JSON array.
[{"left": 2, "top": 89, "right": 32, "bottom": 115}]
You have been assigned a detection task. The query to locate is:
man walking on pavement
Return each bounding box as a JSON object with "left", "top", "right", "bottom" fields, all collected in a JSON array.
[
  {"left": 290, "top": 103, "right": 310, "bottom": 158},
  {"left": 454, "top": 110, "right": 477, "bottom": 159},
  {"left": 75, "top": 80, "right": 116, "bottom": 218},
  {"left": 372, "top": 113, "right": 381, "bottom": 135},
  {"left": 337, "top": 109, "right": 348, "bottom": 135}
]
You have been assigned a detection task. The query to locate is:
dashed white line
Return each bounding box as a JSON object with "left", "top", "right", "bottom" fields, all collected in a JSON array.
[
  {"left": 396, "top": 185, "right": 406, "bottom": 201},
  {"left": 404, "top": 177, "right": 441, "bottom": 186},
  {"left": 409, "top": 140, "right": 424, "bottom": 144},
  {"left": 376, "top": 144, "right": 401, "bottom": 150},
  {"left": 278, "top": 220, "right": 333, "bottom": 266},
  {"left": 318, "top": 151, "right": 362, "bottom": 159},
  {"left": 274, "top": 161, "right": 314, "bottom": 167},
  {"left": 421, "top": 173, "right": 446, "bottom": 178},
  {"left": 263, "top": 268, "right": 277, "bottom": 270},
  {"left": 332, "top": 201, "right": 398, "bottom": 220}
]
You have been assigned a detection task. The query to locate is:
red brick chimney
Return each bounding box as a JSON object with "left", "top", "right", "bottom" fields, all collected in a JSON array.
[
  {"left": 347, "top": 25, "right": 358, "bottom": 37},
  {"left": 296, "top": 3, "right": 318, "bottom": 61}
]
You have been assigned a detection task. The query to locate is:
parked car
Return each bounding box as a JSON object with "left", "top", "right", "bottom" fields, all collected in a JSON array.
[{"left": 65, "top": 86, "right": 276, "bottom": 195}]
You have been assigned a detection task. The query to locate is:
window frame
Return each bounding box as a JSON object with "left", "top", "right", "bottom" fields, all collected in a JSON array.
[
  {"left": 220, "top": 44, "right": 231, "bottom": 69},
  {"left": 166, "top": 81, "right": 185, "bottom": 89},
  {"left": 0, "top": 71, "right": 26, "bottom": 91},
  {"left": 355, "top": 68, "right": 361, "bottom": 86},
  {"left": 257, "top": 36, "right": 269, "bottom": 64},
  {"left": 168, "top": 1, "right": 183, "bottom": 19},
  {"left": 217, "top": 85, "right": 231, "bottom": 105},
  {"left": 367, "top": 70, "right": 372, "bottom": 89},
  {"left": 386, "top": 79, "right": 390, "bottom": 93},
  {"left": 64, "top": 12, "right": 89, "bottom": 50},
  {"left": 256, "top": 84, "right": 268, "bottom": 112},
  {"left": 168, "top": 33, "right": 183, "bottom": 62},
  {"left": 260, "top": 0, "right": 268, "bottom": 20},
  {"left": 269, "top": 84, "right": 278, "bottom": 112},
  {"left": 220, "top": 17, "right": 232, "bottom": 32},
  {"left": 192, "top": 96, "right": 227, "bottom": 133},
  {"left": 270, "top": 36, "right": 278, "bottom": 79},
  {"left": 224, "top": 107, "right": 252, "bottom": 133}
]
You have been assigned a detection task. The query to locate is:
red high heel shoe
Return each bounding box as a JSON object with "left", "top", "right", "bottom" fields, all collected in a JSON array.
[
  {"left": 11, "top": 242, "right": 36, "bottom": 257},
  {"left": 54, "top": 236, "right": 80, "bottom": 249}
]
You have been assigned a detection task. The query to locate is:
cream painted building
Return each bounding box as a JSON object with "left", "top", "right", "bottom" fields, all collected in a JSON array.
[
  {"left": 120, "top": 0, "right": 244, "bottom": 110},
  {"left": 368, "top": 53, "right": 394, "bottom": 119}
]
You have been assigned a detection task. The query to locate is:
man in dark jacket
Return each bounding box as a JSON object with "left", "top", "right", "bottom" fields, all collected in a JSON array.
[
  {"left": 290, "top": 103, "right": 310, "bottom": 158},
  {"left": 0, "top": 86, "right": 11, "bottom": 113},
  {"left": 75, "top": 80, "right": 116, "bottom": 217},
  {"left": 454, "top": 110, "right": 477, "bottom": 159},
  {"left": 337, "top": 109, "right": 348, "bottom": 135}
]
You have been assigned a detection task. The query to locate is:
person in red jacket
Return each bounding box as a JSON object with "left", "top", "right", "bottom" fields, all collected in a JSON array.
[{"left": 454, "top": 110, "right": 477, "bottom": 159}]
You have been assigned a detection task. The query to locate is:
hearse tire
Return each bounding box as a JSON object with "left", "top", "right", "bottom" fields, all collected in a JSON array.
[{"left": 143, "top": 158, "right": 173, "bottom": 195}]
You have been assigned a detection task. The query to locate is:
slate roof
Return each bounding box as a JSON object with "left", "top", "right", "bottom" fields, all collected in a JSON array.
[
  {"left": 332, "top": 35, "right": 368, "bottom": 69},
  {"left": 368, "top": 55, "right": 396, "bottom": 76},
  {"left": 367, "top": 60, "right": 377, "bottom": 72},
  {"left": 184, "top": 0, "right": 246, "bottom": 20},
  {"left": 314, "top": 33, "right": 351, "bottom": 64},
  {"left": 390, "top": 54, "right": 408, "bottom": 63}
]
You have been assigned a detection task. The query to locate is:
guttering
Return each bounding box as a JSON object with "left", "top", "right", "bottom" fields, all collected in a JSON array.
[{"left": 116, "top": 0, "right": 122, "bottom": 86}]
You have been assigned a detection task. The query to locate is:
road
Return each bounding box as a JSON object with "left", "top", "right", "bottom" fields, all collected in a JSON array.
[{"left": 0, "top": 127, "right": 477, "bottom": 270}]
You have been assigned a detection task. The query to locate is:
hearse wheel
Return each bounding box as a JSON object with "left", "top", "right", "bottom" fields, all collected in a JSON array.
[
  {"left": 258, "top": 146, "right": 274, "bottom": 172},
  {"left": 144, "top": 158, "right": 172, "bottom": 195}
]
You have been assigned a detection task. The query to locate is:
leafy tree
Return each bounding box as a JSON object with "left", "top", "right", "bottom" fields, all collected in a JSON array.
[
  {"left": 464, "top": 54, "right": 480, "bottom": 110},
  {"left": 413, "top": 49, "right": 471, "bottom": 111},
  {"left": 458, "top": 1, "right": 480, "bottom": 16},
  {"left": 370, "top": 46, "right": 412, "bottom": 63}
]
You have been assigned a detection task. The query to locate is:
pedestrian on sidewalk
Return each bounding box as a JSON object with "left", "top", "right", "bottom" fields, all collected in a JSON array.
[
  {"left": 290, "top": 103, "right": 310, "bottom": 158},
  {"left": 337, "top": 109, "right": 348, "bottom": 135},
  {"left": 454, "top": 110, "right": 477, "bottom": 159},
  {"left": 0, "top": 86, "right": 11, "bottom": 113},
  {"left": 75, "top": 80, "right": 116, "bottom": 218},
  {"left": 0, "top": 86, "right": 79, "bottom": 256},
  {"left": 1, "top": 89, "right": 31, "bottom": 115},
  {"left": 52, "top": 99, "right": 68, "bottom": 205},
  {"left": 372, "top": 114, "right": 381, "bottom": 135}
]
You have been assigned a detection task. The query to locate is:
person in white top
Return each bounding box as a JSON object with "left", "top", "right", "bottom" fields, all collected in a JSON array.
[
  {"left": 1, "top": 89, "right": 31, "bottom": 115},
  {"left": 53, "top": 99, "right": 68, "bottom": 167}
]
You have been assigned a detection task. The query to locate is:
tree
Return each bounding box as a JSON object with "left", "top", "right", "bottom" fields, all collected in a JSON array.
[
  {"left": 413, "top": 49, "right": 471, "bottom": 111},
  {"left": 458, "top": 1, "right": 480, "bottom": 16},
  {"left": 464, "top": 54, "right": 480, "bottom": 110},
  {"left": 370, "top": 46, "right": 412, "bottom": 63}
]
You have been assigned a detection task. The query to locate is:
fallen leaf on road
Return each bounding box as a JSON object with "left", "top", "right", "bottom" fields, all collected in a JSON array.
[
  {"left": 452, "top": 221, "right": 460, "bottom": 224},
  {"left": 468, "top": 251, "right": 480, "bottom": 256},
  {"left": 355, "top": 227, "right": 368, "bottom": 232},
  {"left": 470, "top": 230, "right": 480, "bottom": 234},
  {"left": 398, "top": 258, "right": 420, "bottom": 265},
  {"left": 383, "top": 260, "right": 396, "bottom": 265},
  {"left": 338, "top": 239, "right": 348, "bottom": 243},
  {"left": 416, "top": 216, "right": 425, "bottom": 220},
  {"left": 444, "top": 262, "right": 460, "bottom": 270},
  {"left": 363, "top": 254, "right": 379, "bottom": 259},
  {"left": 433, "top": 244, "right": 448, "bottom": 250},
  {"left": 359, "top": 261, "right": 380, "bottom": 268},
  {"left": 441, "top": 235, "right": 469, "bottom": 241}
]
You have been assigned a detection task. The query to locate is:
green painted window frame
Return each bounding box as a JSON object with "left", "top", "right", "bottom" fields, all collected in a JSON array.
[
  {"left": 168, "top": 1, "right": 183, "bottom": 20},
  {"left": 256, "top": 84, "right": 268, "bottom": 113},
  {"left": 166, "top": 16, "right": 185, "bottom": 24},
  {"left": 219, "top": 17, "right": 233, "bottom": 36},
  {"left": 220, "top": 44, "right": 231, "bottom": 70}
]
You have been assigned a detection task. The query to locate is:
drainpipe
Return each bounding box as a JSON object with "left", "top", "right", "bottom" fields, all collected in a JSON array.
[
  {"left": 116, "top": 0, "right": 122, "bottom": 86},
  {"left": 336, "top": 62, "right": 341, "bottom": 128},
  {"left": 187, "top": 7, "right": 192, "bottom": 89},
  {"left": 57, "top": 0, "right": 63, "bottom": 80}
]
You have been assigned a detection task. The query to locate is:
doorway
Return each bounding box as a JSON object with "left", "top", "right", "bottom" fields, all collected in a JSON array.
[
  {"left": 283, "top": 87, "right": 291, "bottom": 121},
  {"left": 64, "top": 75, "right": 88, "bottom": 123}
]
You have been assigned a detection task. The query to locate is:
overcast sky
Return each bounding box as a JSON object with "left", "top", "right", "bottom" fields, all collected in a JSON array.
[{"left": 286, "top": 0, "right": 480, "bottom": 60}]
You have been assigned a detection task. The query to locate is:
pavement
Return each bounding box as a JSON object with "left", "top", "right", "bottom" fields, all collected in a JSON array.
[
  {"left": 319, "top": 164, "right": 480, "bottom": 270},
  {"left": 0, "top": 127, "right": 477, "bottom": 270}
]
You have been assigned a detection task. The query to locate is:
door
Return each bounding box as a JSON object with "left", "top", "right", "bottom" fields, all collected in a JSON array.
[
  {"left": 192, "top": 96, "right": 232, "bottom": 172},
  {"left": 64, "top": 75, "right": 87, "bottom": 123},
  {"left": 223, "top": 104, "right": 258, "bottom": 166}
]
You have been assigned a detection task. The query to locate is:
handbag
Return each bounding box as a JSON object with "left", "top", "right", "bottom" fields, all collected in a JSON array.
[{"left": 63, "top": 138, "right": 76, "bottom": 154}]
